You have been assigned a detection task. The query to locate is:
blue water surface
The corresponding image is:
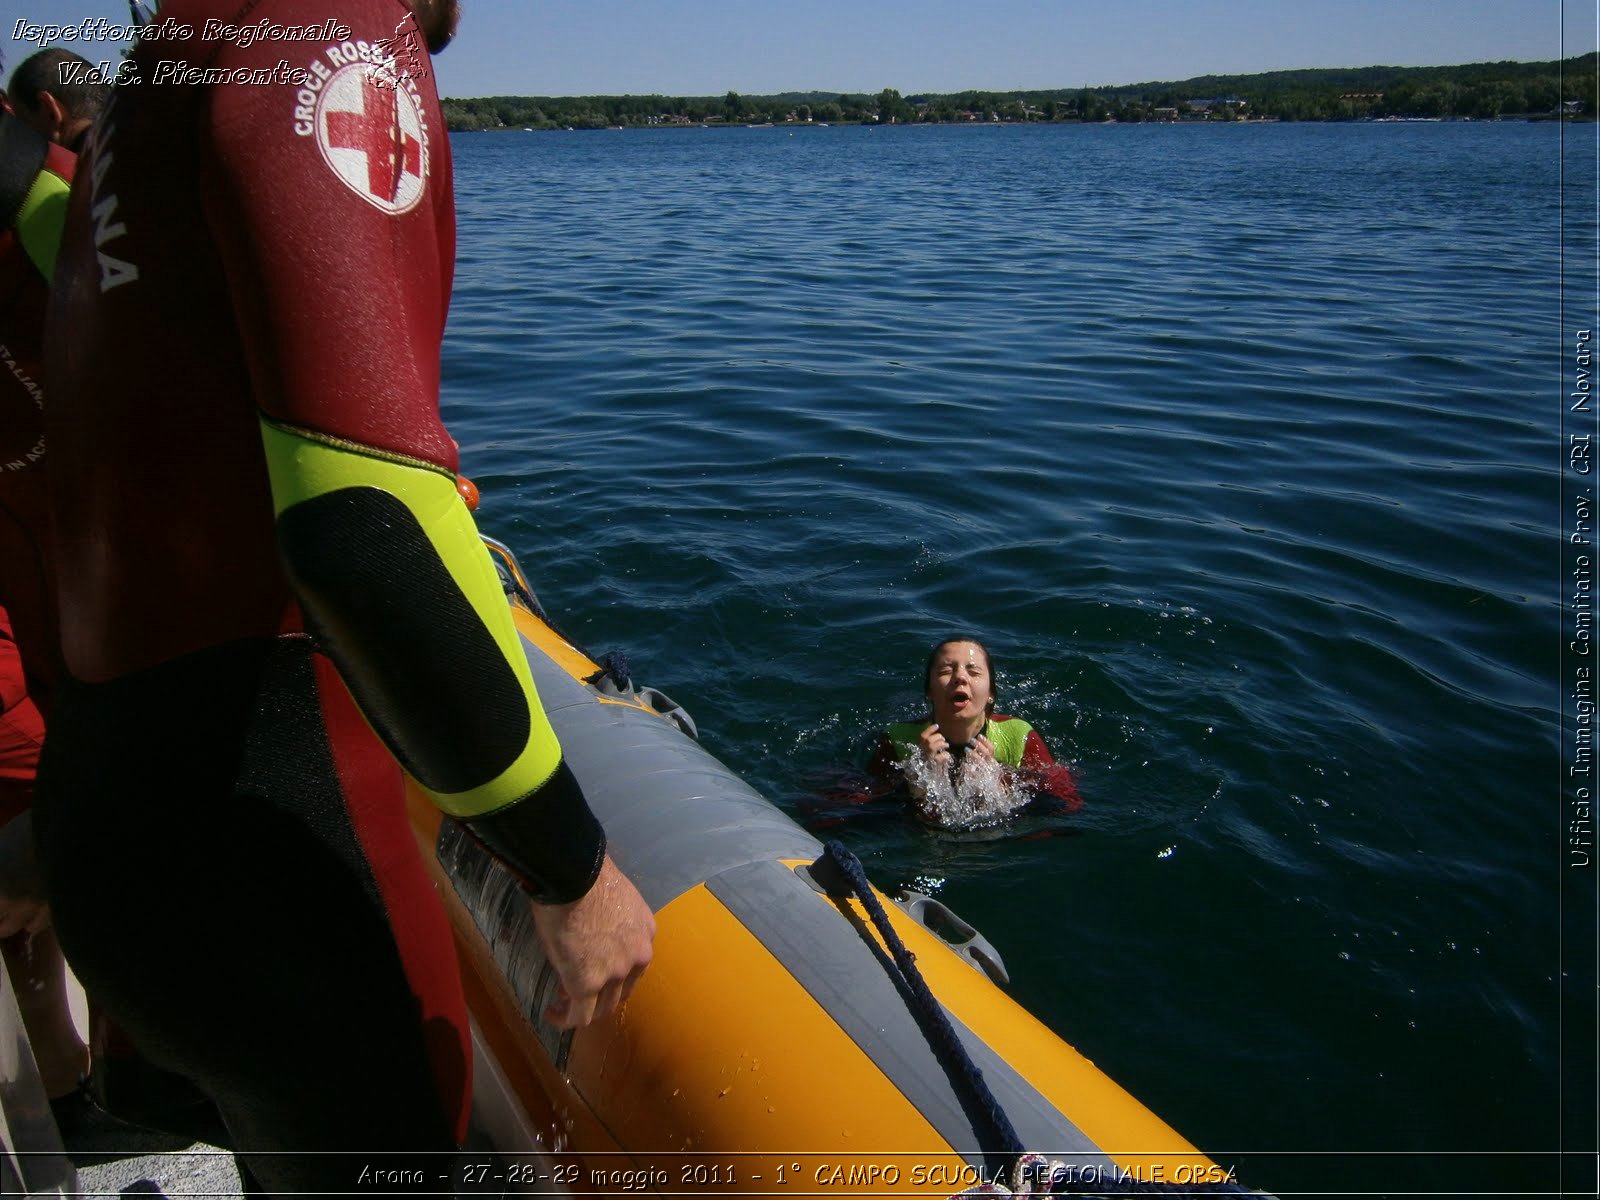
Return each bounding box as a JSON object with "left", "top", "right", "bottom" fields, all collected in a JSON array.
[{"left": 441, "top": 120, "right": 1583, "bottom": 1196}]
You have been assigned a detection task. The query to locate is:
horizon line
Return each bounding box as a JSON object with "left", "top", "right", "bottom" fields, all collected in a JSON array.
[{"left": 437, "top": 51, "right": 1594, "bottom": 102}]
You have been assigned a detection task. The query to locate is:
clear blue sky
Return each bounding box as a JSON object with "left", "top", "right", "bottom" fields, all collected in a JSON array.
[{"left": 7, "top": 1, "right": 1598, "bottom": 98}]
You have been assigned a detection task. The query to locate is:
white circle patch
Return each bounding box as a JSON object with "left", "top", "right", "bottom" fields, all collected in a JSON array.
[{"left": 314, "top": 63, "right": 428, "bottom": 215}]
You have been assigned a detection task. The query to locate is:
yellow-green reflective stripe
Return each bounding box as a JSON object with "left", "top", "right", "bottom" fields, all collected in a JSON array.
[
  {"left": 16, "top": 168, "right": 69, "bottom": 278},
  {"left": 259, "top": 417, "right": 561, "bottom": 818}
]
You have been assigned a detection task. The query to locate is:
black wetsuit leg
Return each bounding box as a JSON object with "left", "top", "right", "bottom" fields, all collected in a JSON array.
[{"left": 35, "top": 638, "right": 466, "bottom": 1195}]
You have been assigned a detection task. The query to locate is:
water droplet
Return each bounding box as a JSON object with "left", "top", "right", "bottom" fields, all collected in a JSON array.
[
  {"left": 1338, "top": 950, "right": 1352, "bottom": 961},
  {"left": 1157, "top": 845, "right": 1176, "bottom": 859}
]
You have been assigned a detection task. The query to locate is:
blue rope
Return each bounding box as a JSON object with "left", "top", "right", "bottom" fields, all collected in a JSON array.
[
  {"left": 819, "top": 841, "right": 1263, "bottom": 1198},
  {"left": 583, "top": 650, "right": 632, "bottom": 692},
  {"left": 822, "top": 840, "right": 1024, "bottom": 1155}
]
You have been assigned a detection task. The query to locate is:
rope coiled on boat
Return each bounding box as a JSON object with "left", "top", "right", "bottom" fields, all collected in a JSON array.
[{"left": 819, "top": 841, "right": 1264, "bottom": 1198}]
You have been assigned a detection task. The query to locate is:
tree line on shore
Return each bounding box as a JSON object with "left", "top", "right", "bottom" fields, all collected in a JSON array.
[{"left": 442, "top": 53, "right": 1596, "bottom": 131}]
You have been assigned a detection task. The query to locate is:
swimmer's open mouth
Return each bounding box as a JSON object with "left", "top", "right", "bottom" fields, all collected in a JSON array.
[{"left": 950, "top": 690, "right": 971, "bottom": 706}]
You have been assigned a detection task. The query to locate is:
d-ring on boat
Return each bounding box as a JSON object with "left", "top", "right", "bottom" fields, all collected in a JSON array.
[{"left": 403, "top": 538, "right": 1250, "bottom": 1196}]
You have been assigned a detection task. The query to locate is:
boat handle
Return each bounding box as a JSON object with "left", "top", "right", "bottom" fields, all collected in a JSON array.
[
  {"left": 893, "top": 891, "right": 1010, "bottom": 986},
  {"left": 635, "top": 686, "right": 699, "bottom": 740}
]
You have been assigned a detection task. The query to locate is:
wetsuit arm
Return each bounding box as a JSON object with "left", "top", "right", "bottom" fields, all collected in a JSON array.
[
  {"left": 1019, "top": 729, "right": 1056, "bottom": 770},
  {"left": 259, "top": 421, "right": 605, "bottom": 903},
  {"left": 1019, "top": 730, "right": 1083, "bottom": 812},
  {"left": 199, "top": 4, "right": 603, "bottom": 903}
]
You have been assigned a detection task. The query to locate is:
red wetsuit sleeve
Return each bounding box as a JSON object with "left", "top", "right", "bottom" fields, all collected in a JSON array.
[
  {"left": 1019, "top": 729, "right": 1056, "bottom": 770},
  {"left": 199, "top": 0, "right": 457, "bottom": 465},
  {"left": 1019, "top": 729, "right": 1082, "bottom": 812}
]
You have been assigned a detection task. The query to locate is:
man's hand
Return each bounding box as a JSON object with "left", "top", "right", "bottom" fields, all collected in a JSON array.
[{"left": 529, "top": 853, "right": 655, "bottom": 1030}]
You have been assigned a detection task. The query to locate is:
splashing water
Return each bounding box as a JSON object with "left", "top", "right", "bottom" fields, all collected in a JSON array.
[{"left": 896, "top": 750, "right": 1033, "bottom": 831}]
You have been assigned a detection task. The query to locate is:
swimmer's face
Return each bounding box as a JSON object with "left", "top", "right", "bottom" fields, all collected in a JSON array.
[{"left": 926, "top": 640, "right": 993, "bottom": 726}]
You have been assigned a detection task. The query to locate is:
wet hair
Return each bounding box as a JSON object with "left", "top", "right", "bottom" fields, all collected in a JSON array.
[
  {"left": 8, "top": 50, "right": 110, "bottom": 129},
  {"left": 922, "top": 636, "right": 996, "bottom": 716}
]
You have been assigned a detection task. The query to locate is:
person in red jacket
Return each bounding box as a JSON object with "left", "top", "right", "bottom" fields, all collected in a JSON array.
[{"left": 40, "top": 3, "right": 653, "bottom": 1191}]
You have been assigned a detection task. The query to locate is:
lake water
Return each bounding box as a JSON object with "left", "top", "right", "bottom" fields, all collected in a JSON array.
[{"left": 441, "top": 121, "right": 1592, "bottom": 1197}]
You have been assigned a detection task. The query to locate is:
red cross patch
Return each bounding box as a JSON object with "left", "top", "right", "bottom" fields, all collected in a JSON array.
[{"left": 314, "top": 63, "right": 428, "bottom": 215}]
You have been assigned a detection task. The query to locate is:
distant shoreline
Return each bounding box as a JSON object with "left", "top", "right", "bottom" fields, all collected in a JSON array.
[
  {"left": 451, "top": 113, "right": 1587, "bottom": 133},
  {"left": 441, "top": 52, "right": 1595, "bottom": 132}
]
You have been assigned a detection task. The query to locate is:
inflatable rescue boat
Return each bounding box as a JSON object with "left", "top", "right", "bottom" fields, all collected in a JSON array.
[{"left": 403, "top": 538, "right": 1241, "bottom": 1196}]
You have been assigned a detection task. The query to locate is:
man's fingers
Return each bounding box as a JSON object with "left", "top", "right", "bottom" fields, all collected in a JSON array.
[
  {"left": 547, "top": 973, "right": 628, "bottom": 1030},
  {"left": 543, "top": 982, "right": 573, "bottom": 1028},
  {"left": 560, "top": 989, "right": 598, "bottom": 1031},
  {"left": 529, "top": 855, "right": 656, "bottom": 1032},
  {"left": 620, "top": 963, "right": 647, "bottom": 1005},
  {"left": 591, "top": 977, "right": 626, "bottom": 1025},
  {"left": 545, "top": 980, "right": 597, "bottom": 1031}
]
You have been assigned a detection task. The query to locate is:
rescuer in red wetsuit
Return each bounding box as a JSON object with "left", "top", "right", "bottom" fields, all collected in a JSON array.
[{"left": 40, "top": 2, "right": 653, "bottom": 1190}]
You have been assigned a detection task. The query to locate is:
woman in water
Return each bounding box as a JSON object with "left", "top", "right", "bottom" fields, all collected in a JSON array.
[{"left": 867, "top": 637, "right": 1081, "bottom": 825}]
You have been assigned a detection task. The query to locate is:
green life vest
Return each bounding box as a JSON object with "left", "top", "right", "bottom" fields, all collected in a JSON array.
[{"left": 882, "top": 715, "right": 1033, "bottom": 768}]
